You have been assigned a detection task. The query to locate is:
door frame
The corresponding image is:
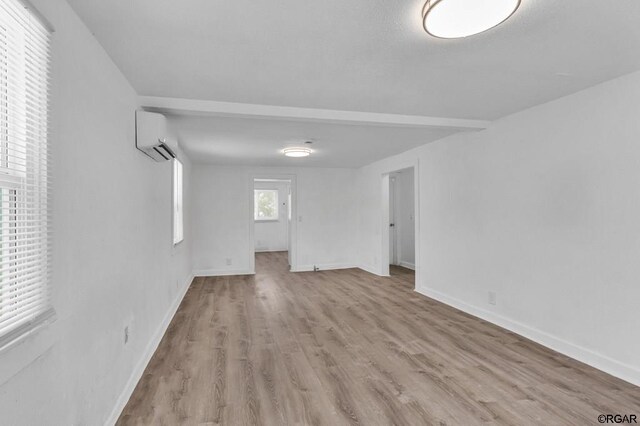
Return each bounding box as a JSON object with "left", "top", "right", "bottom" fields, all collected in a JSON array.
[
  {"left": 249, "top": 173, "right": 298, "bottom": 273},
  {"left": 380, "top": 163, "right": 419, "bottom": 289},
  {"left": 389, "top": 174, "right": 398, "bottom": 265}
]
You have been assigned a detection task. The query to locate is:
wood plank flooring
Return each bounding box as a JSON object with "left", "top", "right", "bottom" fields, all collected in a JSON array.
[{"left": 117, "top": 251, "right": 640, "bottom": 425}]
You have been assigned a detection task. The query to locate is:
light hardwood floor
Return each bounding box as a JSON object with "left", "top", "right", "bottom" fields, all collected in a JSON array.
[{"left": 117, "top": 252, "right": 640, "bottom": 425}]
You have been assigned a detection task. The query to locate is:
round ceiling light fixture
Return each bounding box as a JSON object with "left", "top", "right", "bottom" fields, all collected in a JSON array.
[
  {"left": 283, "top": 147, "right": 312, "bottom": 158},
  {"left": 422, "top": 0, "right": 521, "bottom": 39}
]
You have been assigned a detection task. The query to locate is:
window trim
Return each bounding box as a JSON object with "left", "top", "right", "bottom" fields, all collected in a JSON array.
[
  {"left": 0, "top": 0, "right": 54, "bottom": 351},
  {"left": 0, "top": 307, "right": 55, "bottom": 353},
  {"left": 172, "top": 158, "right": 184, "bottom": 246}
]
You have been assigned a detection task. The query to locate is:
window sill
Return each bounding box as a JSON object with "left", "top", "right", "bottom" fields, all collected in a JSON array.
[
  {"left": 255, "top": 219, "right": 280, "bottom": 223},
  {"left": 0, "top": 310, "right": 57, "bottom": 385}
]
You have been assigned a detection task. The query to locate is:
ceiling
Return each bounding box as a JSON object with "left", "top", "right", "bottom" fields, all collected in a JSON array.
[
  {"left": 68, "top": 0, "right": 640, "bottom": 120},
  {"left": 67, "top": 0, "right": 640, "bottom": 167},
  {"left": 168, "top": 115, "right": 458, "bottom": 168}
]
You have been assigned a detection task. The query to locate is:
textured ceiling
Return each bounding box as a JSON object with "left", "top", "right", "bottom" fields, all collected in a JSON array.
[{"left": 68, "top": 0, "right": 640, "bottom": 120}]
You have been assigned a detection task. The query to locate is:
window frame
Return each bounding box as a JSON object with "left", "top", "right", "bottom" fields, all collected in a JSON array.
[
  {"left": 0, "top": 0, "right": 54, "bottom": 351},
  {"left": 254, "top": 189, "right": 279, "bottom": 222},
  {"left": 172, "top": 158, "right": 184, "bottom": 246}
]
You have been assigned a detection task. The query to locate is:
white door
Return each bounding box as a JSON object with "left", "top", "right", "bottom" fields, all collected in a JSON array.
[
  {"left": 389, "top": 176, "right": 397, "bottom": 265},
  {"left": 287, "top": 185, "right": 292, "bottom": 266}
]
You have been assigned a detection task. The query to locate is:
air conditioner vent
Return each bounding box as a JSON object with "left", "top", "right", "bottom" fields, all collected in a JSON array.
[{"left": 135, "top": 110, "right": 178, "bottom": 162}]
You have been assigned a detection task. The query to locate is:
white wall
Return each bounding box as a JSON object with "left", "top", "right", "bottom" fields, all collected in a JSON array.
[
  {"left": 1, "top": 5, "right": 637, "bottom": 425},
  {"left": 0, "top": 1, "right": 193, "bottom": 424},
  {"left": 394, "top": 169, "right": 415, "bottom": 269},
  {"left": 192, "top": 165, "right": 358, "bottom": 274},
  {"left": 357, "top": 70, "right": 640, "bottom": 386},
  {"left": 254, "top": 181, "right": 290, "bottom": 252}
]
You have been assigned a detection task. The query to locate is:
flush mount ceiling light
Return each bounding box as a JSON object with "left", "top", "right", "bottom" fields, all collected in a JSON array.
[
  {"left": 283, "top": 147, "right": 312, "bottom": 158},
  {"left": 422, "top": 0, "right": 521, "bottom": 39}
]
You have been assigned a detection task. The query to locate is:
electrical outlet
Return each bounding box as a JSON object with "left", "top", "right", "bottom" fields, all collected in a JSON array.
[
  {"left": 225, "top": 258, "right": 232, "bottom": 266},
  {"left": 488, "top": 291, "right": 497, "bottom": 306},
  {"left": 124, "top": 326, "right": 129, "bottom": 344}
]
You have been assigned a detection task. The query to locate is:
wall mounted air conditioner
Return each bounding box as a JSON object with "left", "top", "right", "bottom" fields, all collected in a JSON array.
[{"left": 135, "top": 110, "right": 177, "bottom": 162}]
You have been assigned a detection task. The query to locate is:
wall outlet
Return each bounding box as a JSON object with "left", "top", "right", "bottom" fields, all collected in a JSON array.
[
  {"left": 488, "top": 291, "right": 497, "bottom": 306},
  {"left": 225, "top": 258, "right": 232, "bottom": 266},
  {"left": 124, "top": 326, "right": 129, "bottom": 344}
]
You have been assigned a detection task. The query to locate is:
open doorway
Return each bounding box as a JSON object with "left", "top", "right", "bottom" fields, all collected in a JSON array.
[
  {"left": 250, "top": 176, "right": 297, "bottom": 274},
  {"left": 383, "top": 167, "right": 416, "bottom": 288}
]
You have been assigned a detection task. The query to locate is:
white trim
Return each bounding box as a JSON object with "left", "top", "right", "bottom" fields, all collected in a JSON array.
[
  {"left": 414, "top": 162, "right": 421, "bottom": 291},
  {"left": 0, "top": 314, "right": 57, "bottom": 386},
  {"left": 291, "top": 263, "right": 357, "bottom": 272},
  {"left": 380, "top": 163, "right": 420, "bottom": 287},
  {"left": 249, "top": 174, "right": 298, "bottom": 272},
  {"left": 357, "top": 264, "right": 383, "bottom": 276},
  {"left": 105, "top": 273, "right": 194, "bottom": 426},
  {"left": 18, "top": 0, "right": 55, "bottom": 33},
  {"left": 139, "top": 96, "right": 490, "bottom": 130},
  {"left": 172, "top": 159, "right": 184, "bottom": 245},
  {"left": 398, "top": 261, "right": 415, "bottom": 271},
  {"left": 193, "top": 269, "right": 255, "bottom": 277},
  {"left": 415, "top": 285, "right": 640, "bottom": 388},
  {"left": 0, "top": 309, "right": 56, "bottom": 354},
  {"left": 255, "top": 248, "right": 288, "bottom": 253},
  {"left": 389, "top": 175, "right": 398, "bottom": 266},
  {"left": 381, "top": 174, "right": 391, "bottom": 277}
]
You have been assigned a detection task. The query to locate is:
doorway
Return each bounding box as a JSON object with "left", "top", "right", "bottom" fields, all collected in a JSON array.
[
  {"left": 249, "top": 175, "right": 297, "bottom": 273},
  {"left": 382, "top": 167, "right": 416, "bottom": 287}
]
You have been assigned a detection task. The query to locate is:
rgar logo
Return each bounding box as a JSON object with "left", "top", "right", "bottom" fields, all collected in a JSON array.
[{"left": 598, "top": 414, "right": 638, "bottom": 424}]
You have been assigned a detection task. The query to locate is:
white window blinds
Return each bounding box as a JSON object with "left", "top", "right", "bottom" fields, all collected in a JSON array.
[
  {"left": 0, "top": 0, "right": 52, "bottom": 348},
  {"left": 173, "top": 159, "right": 183, "bottom": 245}
]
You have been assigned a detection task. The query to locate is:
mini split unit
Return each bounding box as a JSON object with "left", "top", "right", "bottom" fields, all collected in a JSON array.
[{"left": 135, "top": 110, "right": 178, "bottom": 162}]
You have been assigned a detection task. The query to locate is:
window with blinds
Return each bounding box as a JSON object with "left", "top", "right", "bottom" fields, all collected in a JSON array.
[
  {"left": 0, "top": 0, "right": 52, "bottom": 348},
  {"left": 173, "top": 159, "right": 183, "bottom": 245}
]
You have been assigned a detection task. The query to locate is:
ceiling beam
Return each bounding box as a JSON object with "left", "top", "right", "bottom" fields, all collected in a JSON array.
[{"left": 139, "top": 96, "right": 491, "bottom": 130}]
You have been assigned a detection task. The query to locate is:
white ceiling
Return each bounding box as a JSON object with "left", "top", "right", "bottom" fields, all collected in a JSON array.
[
  {"left": 168, "top": 115, "right": 459, "bottom": 168},
  {"left": 68, "top": 0, "right": 640, "bottom": 120},
  {"left": 67, "top": 0, "right": 640, "bottom": 167}
]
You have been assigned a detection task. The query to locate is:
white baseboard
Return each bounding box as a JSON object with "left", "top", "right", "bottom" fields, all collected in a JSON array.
[
  {"left": 291, "top": 263, "right": 356, "bottom": 272},
  {"left": 398, "top": 261, "right": 415, "bottom": 270},
  {"left": 415, "top": 285, "right": 640, "bottom": 387},
  {"left": 193, "top": 269, "right": 255, "bottom": 277},
  {"left": 105, "top": 273, "right": 194, "bottom": 426},
  {"left": 357, "top": 264, "right": 383, "bottom": 276}
]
